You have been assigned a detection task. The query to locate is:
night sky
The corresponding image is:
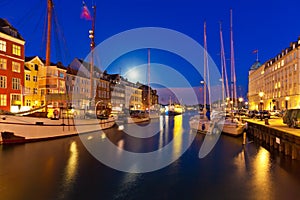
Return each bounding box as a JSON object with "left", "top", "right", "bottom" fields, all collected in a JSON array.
[{"left": 2, "top": 0, "right": 300, "bottom": 102}]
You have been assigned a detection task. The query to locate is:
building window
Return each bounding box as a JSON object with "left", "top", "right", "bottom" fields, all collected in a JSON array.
[
  {"left": 25, "top": 87, "right": 30, "bottom": 94},
  {"left": 0, "top": 58, "right": 7, "bottom": 70},
  {"left": 33, "top": 76, "right": 37, "bottom": 82},
  {"left": 34, "top": 64, "right": 38, "bottom": 71},
  {"left": 59, "top": 72, "right": 64, "bottom": 78},
  {"left": 0, "top": 40, "right": 6, "bottom": 52},
  {"left": 0, "top": 76, "right": 7, "bottom": 88},
  {"left": 12, "top": 44, "right": 21, "bottom": 56},
  {"left": 26, "top": 74, "right": 30, "bottom": 81},
  {"left": 26, "top": 100, "right": 31, "bottom": 106},
  {"left": 0, "top": 94, "right": 7, "bottom": 106},
  {"left": 12, "top": 78, "right": 20, "bottom": 90},
  {"left": 33, "top": 88, "right": 38, "bottom": 94},
  {"left": 11, "top": 94, "right": 21, "bottom": 104},
  {"left": 12, "top": 61, "right": 21, "bottom": 73}
]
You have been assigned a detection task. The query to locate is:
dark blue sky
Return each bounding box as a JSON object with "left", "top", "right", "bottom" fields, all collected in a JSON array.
[{"left": 2, "top": 0, "right": 300, "bottom": 98}]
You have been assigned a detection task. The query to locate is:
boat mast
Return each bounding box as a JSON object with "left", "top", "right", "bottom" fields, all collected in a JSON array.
[
  {"left": 203, "top": 21, "right": 211, "bottom": 113},
  {"left": 147, "top": 48, "right": 151, "bottom": 113},
  {"left": 45, "top": 0, "right": 53, "bottom": 113},
  {"left": 45, "top": 0, "right": 53, "bottom": 67},
  {"left": 219, "top": 22, "right": 230, "bottom": 105},
  {"left": 203, "top": 21, "right": 207, "bottom": 112},
  {"left": 89, "top": 4, "right": 96, "bottom": 102},
  {"left": 230, "top": 9, "right": 237, "bottom": 109}
]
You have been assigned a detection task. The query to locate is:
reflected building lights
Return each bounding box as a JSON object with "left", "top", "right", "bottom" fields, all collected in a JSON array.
[
  {"left": 60, "top": 141, "right": 79, "bottom": 197},
  {"left": 253, "top": 147, "right": 272, "bottom": 198},
  {"left": 172, "top": 115, "right": 183, "bottom": 160},
  {"left": 158, "top": 115, "right": 165, "bottom": 149}
]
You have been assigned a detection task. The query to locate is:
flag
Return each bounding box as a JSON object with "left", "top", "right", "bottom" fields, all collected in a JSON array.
[
  {"left": 81, "top": 1, "right": 92, "bottom": 20},
  {"left": 252, "top": 49, "right": 258, "bottom": 54}
]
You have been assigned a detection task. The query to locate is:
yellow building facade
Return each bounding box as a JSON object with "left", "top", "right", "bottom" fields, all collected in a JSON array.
[
  {"left": 248, "top": 37, "right": 300, "bottom": 111},
  {"left": 23, "top": 56, "right": 45, "bottom": 110},
  {"left": 23, "top": 56, "right": 67, "bottom": 111}
]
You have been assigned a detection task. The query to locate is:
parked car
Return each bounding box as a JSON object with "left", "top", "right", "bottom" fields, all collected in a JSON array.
[
  {"left": 247, "top": 110, "right": 258, "bottom": 118},
  {"left": 283, "top": 109, "right": 300, "bottom": 128},
  {"left": 261, "top": 110, "right": 271, "bottom": 119},
  {"left": 254, "top": 110, "right": 271, "bottom": 119},
  {"left": 289, "top": 109, "right": 300, "bottom": 128},
  {"left": 269, "top": 110, "right": 280, "bottom": 117}
]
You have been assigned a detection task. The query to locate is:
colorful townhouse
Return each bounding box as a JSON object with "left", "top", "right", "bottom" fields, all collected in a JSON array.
[{"left": 0, "top": 18, "right": 25, "bottom": 113}]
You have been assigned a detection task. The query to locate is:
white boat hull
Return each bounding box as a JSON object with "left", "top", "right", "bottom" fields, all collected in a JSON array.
[
  {"left": 0, "top": 115, "right": 115, "bottom": 144},
  {"left": 189, "top": 115, "right": 245, "bottom": 136}
]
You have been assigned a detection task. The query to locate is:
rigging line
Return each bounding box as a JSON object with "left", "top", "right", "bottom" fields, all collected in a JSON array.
[
  {"left": 219, "top": 21, "right": 230, "bottom": 99},
  {"left": 16, "top": 0, "right": 44, "bottom": 29},
  {"left": 53, "top": 8, "right": 63, "bottom": 63},
  {"left": 25, "top": 2, "right": 46, "bottom": 56},
  {"left": 53, "top": 7, "right": 70, "bottom": 64},
  {"left": 40, "top": 6, "right": 48, "bottom": 59}
]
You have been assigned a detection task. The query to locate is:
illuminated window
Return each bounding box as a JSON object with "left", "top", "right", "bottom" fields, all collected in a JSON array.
[
  {"left": 11, "top": 94, "right": 21, "bottom": 101},
  {"left": 12, "top": 78, "right": 20, "bottom": 90},
  {"left": 0, "top": 58, "right": 7, "bottom": 70},
  {"left": 25, "top": 74, "right": 30, "bottom": 81},
  {"left": 281, "top": 60, "right": 284, "bottom": 67},
  {"left": 25, "top": 87, "right": 30, "bottom": 94},
  {"left": 33, "top": 88, "right": 38, "bottom": 94},
  {"left": 12, "top": 61, "right": 20, "bottom": 73},
  {"left": 0, "top": 94, "right": 7, "bottom": 106},
  {"left": 0, "top": 76, "right": 7, "bottom": 88},
  {"left": 0, "top": 40, "right": 6, "bottom": 52},
  {"left": 26, "top": 100, "right": 31, "bottom": 106},
  {"left": 12, "top": 44, "right": 21, "bottom": 56}
]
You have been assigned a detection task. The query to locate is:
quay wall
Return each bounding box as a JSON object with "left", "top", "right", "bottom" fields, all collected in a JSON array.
[{"left": 246, "top": 121, "right": 300, "bottom": 160}]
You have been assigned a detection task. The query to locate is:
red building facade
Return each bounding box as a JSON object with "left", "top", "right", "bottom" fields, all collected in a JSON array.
[{"left": 0, "top": 19, "right": 25, "bottom": 112}]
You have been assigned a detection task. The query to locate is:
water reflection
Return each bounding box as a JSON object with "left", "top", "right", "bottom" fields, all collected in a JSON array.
[
  {"left": 253, "top": 147, "right": 272, "bottom": 197},
  {"left": 59, "top": 141, "right": 79, "bottom": 199},
  {"left": 172, "top": 115, "right": 184, "bottom": 160}
]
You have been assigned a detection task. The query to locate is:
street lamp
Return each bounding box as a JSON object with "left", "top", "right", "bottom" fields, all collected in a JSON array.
[
  {"left": 259, "top": 92, "right": 264, "bottom": 111},
  {"left": 238, "top": 97, "right": 244, "bottom": 109},
  {"left": 285, "top": 96, "right": 290, "bottom": 110}
]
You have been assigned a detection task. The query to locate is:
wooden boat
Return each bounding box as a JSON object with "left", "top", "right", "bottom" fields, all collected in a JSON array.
[{"left": 0, "top": 114, "right": 115, "bottom": 144}]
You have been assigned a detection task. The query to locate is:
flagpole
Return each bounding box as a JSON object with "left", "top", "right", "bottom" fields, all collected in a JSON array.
[{"left": 256, "top": 50, "right": 259, "bottom": 62}]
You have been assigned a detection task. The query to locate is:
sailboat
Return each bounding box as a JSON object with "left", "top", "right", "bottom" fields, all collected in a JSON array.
[
  {"left": 189, "top": 21, "right": 214, "bottom": 133},
  {"left": 0, "top": 1, "right": 115, "bottom": 144},
  {"left": 126, "top": 49, "right": 152, "bottom": 123},
  {"left": 219, "top": 10, "right": 245, "bottom": 136},
  {"left": 147, "top": 49, "right": 161, "bottom": 119},
  {"left": 189, "top": 12, "right": 245, "bottom": 136}
]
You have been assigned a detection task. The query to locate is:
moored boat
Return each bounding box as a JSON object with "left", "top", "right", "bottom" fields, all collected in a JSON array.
[{"left": 0, "top": 114, "right": 115, "bottom": 144}]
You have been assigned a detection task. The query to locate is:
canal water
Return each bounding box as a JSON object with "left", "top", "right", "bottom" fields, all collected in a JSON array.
[{"left": 1, "top": 112, "right": 300, "bottom": 200}]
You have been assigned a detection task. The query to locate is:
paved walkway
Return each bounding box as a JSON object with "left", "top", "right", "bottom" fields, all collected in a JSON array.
[{"left": 243, "top": 117, "right": 300, "bottom": 137}]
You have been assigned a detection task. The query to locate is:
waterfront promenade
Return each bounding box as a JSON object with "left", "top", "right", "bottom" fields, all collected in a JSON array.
[
  {"left": 244, "top": 117, "right": 300, "bottom": 160},
  {"left": 244, "top": 117, "right": 300, "bottom": 137}
]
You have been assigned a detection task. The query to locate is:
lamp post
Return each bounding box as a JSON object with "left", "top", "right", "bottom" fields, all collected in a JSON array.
[
  {"left": 259, "top": 92, "right": 264, "bottom": 111},
  {"left": 245, "top": 102, "right": 248, "bottom": 109},
  {"left": 285, "top": 96, "right": 290, "bottom": 110},
  {"left": 238, "top": 97, "right": 244, "bottom": 109}
]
